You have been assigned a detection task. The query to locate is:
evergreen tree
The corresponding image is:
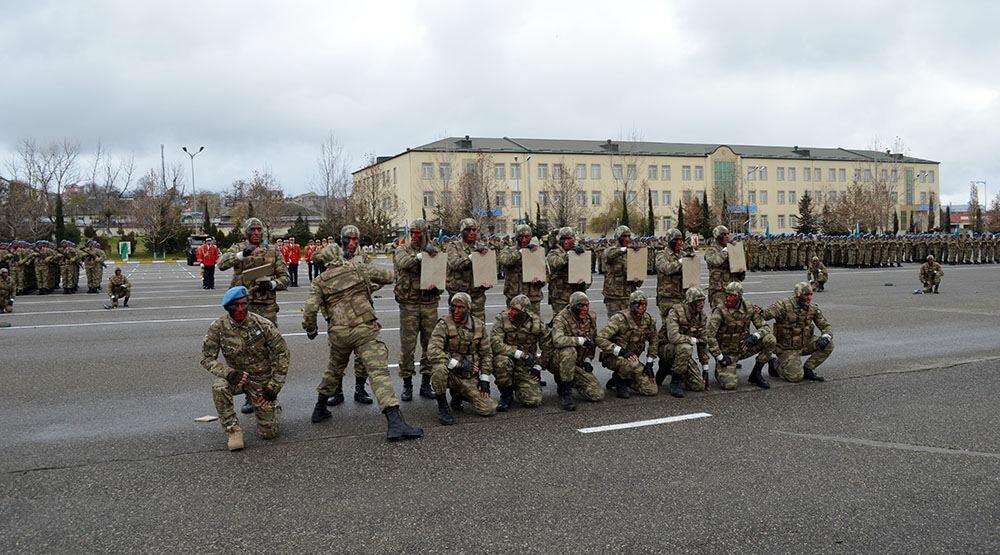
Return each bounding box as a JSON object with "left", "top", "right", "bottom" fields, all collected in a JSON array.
[
  {"left": 288, "top": 212, "right": 313, "bottom": 245},
  {"left": 676, "top": 200, "right": 685, "bottom": 234},
  {"left": 794, "top": 193, "right": 819, "bottom": 234},
  {"left": 699, "top": 194, "right": 712, "bottom": 238},
  {"left": 892, "top": 212, "right": 899, "bottom": 235},
  {"left": 621, "top": 193, "right": 630, "bottom": 228},
  {"left": 54, "top": 194, "right": 66, "bottom": 241},
  {"left": 646, "top": 190, "right": 656, "bottom": 236},
  {"left": 531, "top": 202, "right": 549, "bottom": 239},
  {"left": 943, "top": 206, "right": 952, "bottom": 233},
  {"left": 927, "top": 194, "right": 936, "bottom": 231},
  {"left": 974, "top": 207, "right": 984, "bottom": 233}
]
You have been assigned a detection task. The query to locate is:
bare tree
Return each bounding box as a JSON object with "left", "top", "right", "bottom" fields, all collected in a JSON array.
[
  {"left": 836, "top": 137, "right": 908, "bottom": 233},
  {"left": 540, "top": 157, "right": 588, "bottom": 230},
  {"left": 228, "top": 169, "right": 285, "bottom": 239},
  {"left": 452, "top": 152, "right": 501, "bottom": 232},
  {"left": 607, "top": 129, "right": 650, "bottom": 228},
  {"left": 312, "top": 132, "right": 351, "bottom": 235},
  {"left": 0, "top": 178, "right": 50, "bottom": 240},
  {"left": 349, "top": 155, "right": 402, "bottom": 244},
  {"left": 130, "top": 164, "right": 186, "bottom": 256},
  {"left": 427, "top": 150, "right": 459, "bottom": 232},
  {"left": 87, "top": 141, "right": 136, "bottom": 235},
  {"left": 7, "top": 138, "right": 81, "bottom": 223},
  {"left": 987, "top": 193, "right": 1000, "bottom": 233}
]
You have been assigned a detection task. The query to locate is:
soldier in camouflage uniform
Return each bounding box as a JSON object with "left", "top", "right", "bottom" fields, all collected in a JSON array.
[
  {"left": 446, "top": 218, "right": 492, "bottom": 320},
  {"left": 201, "top": 286, "right": 289, "bottom": 451},
  {"left": 597, "top": 290, "right": 659, "bottom": 398},
  {"left": 217, "top": 217, "right": 290, "bottom": 326},
  {"left": 428, "top": 292, "right": 497, "bottom": 425},
  {"left": 334, "top": 225, "right": 380, "bottom": 405},
  {"left": 658, "top": 287, "right": 711, "bottom": 397},
  {"left": 655, "top": 228, "right": 694, "bottom": 320},
  {"left": 302, "top": 243, "right": 423, "bottom": 441},
  {"left": 499, "top": 224, "right": 546, "bottom": 315},
  {"left": 918, "top": 255, "right": 943, "bottom": 294},
  {"left": 104, "top": 267, "right": 131, "bottom": 309},
  {"left": 705, "top": 282, "right": 774, "bottom": 390},
  {"left": 17, "top": 241, "right": 38, "bottom": 294},
  {"left": 393, "top": 219, "right": 441, "bottom": 401},
  {"left": 550, "top": 292, "right": 606, "bottom": 410},
  {"left": 807, "top": 256, "right": 828, "bottom": 292},
  {"left": 602, "top": 225, "right": 643, "bottom": 314},
  {"left": 59, "top": 241, "right": 82, "bottom": 294},
  {"left": 762, "top": 282, "right": 833, "bottom": 383},
  {"left": 0, "top": 268, "right": 14, "bottom": 313},
  {"left": 491, "top": 294, "right": 550, "bottom": 411},
  {"left": 34, "top": 241, "right": 57, "bottom": 294},
  {"left": 704, "top": 226, "right": 745, "bottom": 309},
  {"left": 82, "top": 240, "right": 106, "bottom": 293},
  {"left": 547, "top": 227, "right": 589, "bottom": 318}
]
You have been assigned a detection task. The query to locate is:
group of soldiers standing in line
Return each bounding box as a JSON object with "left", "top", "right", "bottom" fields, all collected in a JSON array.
[{"left": 198, "top": 216, "right": 836, "bottom": 452}]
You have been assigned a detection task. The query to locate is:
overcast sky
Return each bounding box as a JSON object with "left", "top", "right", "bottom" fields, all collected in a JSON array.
[{"left": 2, "top": 0, "right": 998, "bottom": 205}]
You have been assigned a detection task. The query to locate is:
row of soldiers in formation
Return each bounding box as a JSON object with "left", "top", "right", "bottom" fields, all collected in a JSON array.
[
  {"left": 200, "top": 217, "right": 833, "bottom": 451},
  {"left": 0, "top": 239, "right": 107, "bottom": 295}
]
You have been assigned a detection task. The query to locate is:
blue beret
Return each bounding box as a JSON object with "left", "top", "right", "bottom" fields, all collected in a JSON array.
[{"left": 221, "top": 286, "right": 249, "bottom": 307}]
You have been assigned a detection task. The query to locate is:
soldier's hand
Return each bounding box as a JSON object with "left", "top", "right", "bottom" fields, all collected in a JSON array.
[
  {"left": 617, "top": 347, "right": 634, "bottom": 360},
  {"left": 256, "top": 280, "right": 274, "bottom": 292},
  {"left": 572, "top": 245, "right": 586, "bottom": 255},
  {"left": 227, "top": 370, "right": 249, "bottom": 387},
  {"left": 643, "top": 360, "right": 656, "bottom": 379},
  {"left": 306, "top": 329, "right": 318, "bottom": 340},
  {"left": 630, "top": 244, "right": 642, "bottom": 251},
  {"left": 531, "top": 277, "right": 541, "bottom": 284},
  {"left": 261, "top": 386, "right": 278, "bottom": 403},
  {"left": 582, "top": 361, "right": 594, "bottom": 373},
  {"left": 242, "top": 246, "right": 256, "bottom": 258},
  {"left": 523, "top": 352, "right": 537, "bottom": 367},
  {"left": 718, "top": 354, "right": 733, "bottom": 367},
  {"left": 258, "top": 397, "right": 273, "bottom": 409},
  {"left": 478, "top": 247, "right": 490, "bottom": 255},
  {"left": 816, "top": 334, "right": 831, "bottom": 350},
  {"left": 424, "top": 244, "right": 438, "bottom": 256},
  {"left": 529, "top": 365, "right": 542, "bottom": 382},
  {"left": 477, "top": 376, "right": 491, "bottom": 397},
  {"left": 582, "top": 338, "right": 595, "bottom": 350}
]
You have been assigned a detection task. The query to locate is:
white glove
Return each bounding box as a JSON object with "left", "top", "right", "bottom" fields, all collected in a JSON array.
[
  {"left": 577, "top": 337, "right": 586, "bottom": 346},
  {"left": 199, "top": 263, "right": 204, "bottom": 268},
  {"left": 269, "top": 280, "right": 278, "bottom": 291},
  {"left": 613, "top": 346, "right": 622, "bottom": 356},
  {"left": 236, "top": 252, "right": 244, "bottom": 261},
  {"left": 702, "top": 364, "right": 710, "bottom": 372},
  {"left": 514, "top": 350, "right": 525, "bottom": 359},
  {"left": 478, "top": 374, "right": 492, "bottom": 384},
  {"left": 821, "top": 333, "right": 831, "bottom": 340},
  {"left": 690, "top": 337, "right": 698, "bottom": 346},
  {"left": 716, "top": 354, "right": 725, "bottom": 362},
  {"left": 619, "top": 247, "right": 627, "bottom": 253},
  {"left": 752, "top": 332, "right": 761, "bottom": 340},
  {"left": 416, "top": 252, "right": 423, "bottom": 261},
  {"left": 447, "top": 358, "right": 459, "bottom": 369},
  {"left": 647, "top": 357, "right": 657, "bottom": 364},
  {"left": 721, "top": 246, "right": 728, "bottom": 253}
]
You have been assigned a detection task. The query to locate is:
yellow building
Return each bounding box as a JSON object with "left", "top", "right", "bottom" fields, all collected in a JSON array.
[{"left": 352, "top": 136, "right": 940, "bottom": 237}]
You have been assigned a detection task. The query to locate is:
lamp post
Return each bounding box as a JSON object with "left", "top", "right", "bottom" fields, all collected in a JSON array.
[
  {"left": 514, "top": 155, "right": 532, "bottom": 222},
  {"left": 181, "top": 146, "right": 205, "bottom": 198},
  {"left": 745, "top": 165, "right": 763, "bottom": 233}
]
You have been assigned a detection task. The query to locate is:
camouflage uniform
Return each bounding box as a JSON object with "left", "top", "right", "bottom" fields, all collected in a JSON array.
[
  {"left": 704, "top": 226, "right": 744, "bottom": 309},
  {"left": 59, "top": 244, "right": 81, "bottom": 292},
  {"left": 202, "top": 310, "right": 289, "bottom": 442},
  {"left": 706, "top": 284, "right": 775, "bottom": 390},
  {"left": 499, "top": 226, "right": 546, "bottom": 315},
  {"left": 602, "top": 230, "right": 641, "bottom": 314},
  {"left": 546, "top": 228, "right": 588, "bottom": 316},
  {"left": 0, "top": 269, "right": 14, "bottom": 312},
  {"left": 490, "top": 296, "right": 550, "bottom": 409},
  {"left": 763, "top": 283, "right": 834, "bottom": 383},
  {"left": 660, "top": 288, "right": 711, "bottom": 393},
  {"left": 597, "top": 292, "right": 659, "bottom": 397},
  {"left": 83, "top": 242, "right": 106, "bottom": 292},
  {"left": 446, "top": 219, "right": 490, "bottom": 320},
  {"left": 919, "top": 257, "right": 943, "bottom": 293},
  {"left": 427, "top": 304, "right": 498, "bottom": 417},
  {"left": 393, "top": 221, "right": 441, "bottom": 386},
  {"left": 807, "top": 258, "right": 828, "bottom": 291},
  {"left": 550, "top": 294, "right": 606, "bottom": 405},
  {"left": 655, "top": 230, "right": 691, "bottom": 319},
  {"left": 35, "top": 243, "right": 57, "bottom": 292},
  {"left": 217, "top": 218, "right": 291, "bottom": 326},
  {"left": 107, "top": 271, "right": 131, "bottom": 308}
]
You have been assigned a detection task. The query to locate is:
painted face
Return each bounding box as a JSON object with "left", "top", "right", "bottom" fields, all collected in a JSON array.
[
  {"left": 248, "top": 225, "right": 263, "bottom": 245},
  {"left": 577, "top": 301, "right": 590, "bottom": 319},
  {"left": 719, "top": 233, "right": 730, "bottom": 246},
  {"left": 725, "top": 293, "right": 739, "bottom": 309},
  {"left": 671, "top": 239, "right": 682, "bottom": 253},
  {"left": 346, "top": 236, "right": 359, "bottom": 254},
  {"left": 465, "top": 226, "right": 478, "bottom": 243},
  {"left": 630, "top": 300, "right": 647, "bottom": 318},
  {"left": 800, "top": 292, "right": 813, "bottom": 307},
  {"left": 561, "top": 237, "right": 575, "bottom": 251},
  {"left": 231, "top": 298, "right": 249, "bottom": 322},
  {"left": 620, "top": 234, "right": 632, "bottom": 247},
  {"left": 508, "top": 307, "right": 529, "bottom": 326},
  {"left": 411, "top": 230, "right": 422, "bottom": 245},
  {"left": 691, "top": 300, "right": 705, "bottom": 314},
  {"left": 518, "top": 234, "right": 531, "bottom": 248},
  {"left": 451, "top": 303, "right": 467, "bottom": 323}
]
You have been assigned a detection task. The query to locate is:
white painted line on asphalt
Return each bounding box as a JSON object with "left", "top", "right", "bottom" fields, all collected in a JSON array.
[
  {"left": 281, "top": 323, "right": 493, "bottom": 337},
  {"left": 773, "top": 431, "right": 1000, "bottom": 460},
  {"left": 577, "top": 412, "right": 712, "bottom": 434}
]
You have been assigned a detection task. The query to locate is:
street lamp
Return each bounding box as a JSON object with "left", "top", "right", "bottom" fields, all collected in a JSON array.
[
  {"left": 744, "top": 165, "right": 764, "bottom": 233},
  {"left": 514, "top": 155, "right": 531, "bottom": 222},
  {"left": 181, "top": 146, "right": 205, "bottom": 198}
]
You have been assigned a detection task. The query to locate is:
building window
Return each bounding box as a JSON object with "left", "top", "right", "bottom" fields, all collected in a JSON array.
[
  {"left": 864, "top": 169, "right": 873, "bottom": 181},
  {"left": 759, "top": 166, "right": 767, "bottom": 181},
  {"left": 890, "top": 191, "right": 898, "bottom": 203},
  {"left": 576, "top": 190, "right": 586, "bottom": 207},
  {"left": 648, "top": 165, "right": 658, "bottom": 180},
  {"left": 496, "top": 191, "right": 506, "bottom": 207},
  {"left": 827, "top": 191, "right": 837, "bottom": 205},
  {"left": 591, "top": 164, "right": 601, "bottom": 180},
  {"left": 777, "top": 190, "right": 786, "bottom": 204},
  {"left": 651, "top": 191, "right": 659, "bottom": 206},
  {"left": 539, "top": 191, "right": 549, "bottom": 206},
  {"left": 464, "top": 161, "right": 476, "bottom": 174},
  {"left": 890, "top": 169, "right": 898, "bottom": 182},
  {"left": 423, "top": 192, "right": 434, "bottom": 207},
  {"left": 790, "top": 215, "right": 798, "bottom": 226},
  {"left": 682, "top": 166, "right": 692, "bottom": 180},
  {"left": 511, "top": 163, "right": 521, "bottom": 180},
  {"left": 421, "top": 163, "right": 433, "bottom": 180},
  {"left": 828, "top": 168, "right": 836, "bottom": 182},
  {"left": 439, "top": 191, "right": 451, "bottom": 206},
  {"left": 511, "top": 191, "right": 521, "bottom": 208},
  {"left": 759, "top": 190, "right": 768, "bottom": 205},
  {"left": 662, "top": 165, "right": 671, "bottom": 180},
  {"left": 761, "top": 215, "right": 769, "bottom": 229},
  {"left": 920, "top": 191, "right": 927, "bottom": 203},
  {"left": 662, "top": 216, "right": 673, "bottom": 230},
  {"left": 439, "top": 163, "right": 452, "bottom": 180},
  {"left": 881, "top": 169, "right": 889, "bottom": 182},
  {"left": 814, "top": 168, "right": 821, "bottom": 182},
  {"left": 788, "top": 167, "right": 796, "bottom": 182},
  {"left": 778, "top": 215, "right": 786, "bottom": 228},
  {"left": 928, "top": 170, "right": 935, "bottom": 183},
  {"left": 695, "top": 165, "right": 704, "bottom": 180},
  {"left": 592, "top": 191, "right": 601, "bottom": 205},
  {"left": 553, "top": 164, "right": 563, "bottom": 179},
  {"left": 777, "top": 167, "right": 785, "bottom": 181},
  {"left": 494, "top": 163, "right": 506, "bottom": 180},
  {"left": 662, "top": 191, "right": 671, "bottom": 205},
  {"left": 747, "top": 168, "right": 756, "bottom": 181},
  {"left": 578, "top": 219, "right": 587, "bottom": 235},
  {"left": 612, "top": 164, "right": 623, "bottom": 179},
  {"left": 538, "top": 164, "right": 548, "bottom": 180},
  {"left": 803, "top": 167, "right": 811, "bottom": 182},
  {"left": 695, "top": 190, "right": 705, "bottom": 202},
  {"left": 683, "top": 190, "right": 692, "bottom": 202},
  {"left": 553, "top": 192, "right": 563, "bottom": 205},
  {"left": 627, "top": 190, "right": 637, "bottom": 203},
  {"left": 626, "top": 164, "right": 637, "bottom": 179},
  {"left": 748, "top": 191, "right": 756, "bottom": 204},
  {"left": 839, "top": 168, "right": 846, "bottom": 182},
  {"left": 576, "top": 164, "right": 586, "bottom": 180}
]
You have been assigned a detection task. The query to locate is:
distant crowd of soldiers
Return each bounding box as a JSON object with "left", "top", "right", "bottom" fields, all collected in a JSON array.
[{"left": 0, "top": 239, "right": 107, "bottom": 296}]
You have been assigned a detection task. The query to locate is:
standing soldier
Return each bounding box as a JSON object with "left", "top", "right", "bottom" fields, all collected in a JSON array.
[
  {"left": 602, "top": 225, "right": 643, "bottom": 314},
  {"left": 550, "top": 292, "right": 606, "bottom": 410},
  {"left": 705, "top": 282, "right": 774, "bottom": 390},
  {"left": 597, "top": 290, "right": 659, "bottom": 398},
  {"left": 0, "top": 268, "right": 14, "bottom": 312},
  {"left": 393, "top": 219, "right": 441, "bottom": 401},
  {"left": 655, "top": 228, "right": 694, "bottom": 320},
  {"left": 428, "top": 292, "right": 497, "bottom": 425},
  {"left": 498, "top": 224, "right": 546, "bottom": 315},
  {"left": 807, "top": 256, "right": 828, "bottom": 292},
  {"left": 14, "top": 241, "right": 38, "bottom": 294},
  {"left": 546, "top": 227, "right": 589, "bottom": 317},
  {"left": 304, "top": 239, "right": 316, "bottom": 282},
  {"left": 446, "top": 218, "right": 492, "bottom": 320},
  {"left": 59, "top": 241, "right": 81, "bottom": 294},
  {"left": 201, "top": 286, "right": 290, "bottom": 451},
  {"left": 762, "top": 282, "right": 833, "bottom": 383},
  {"left": 33, "top": 241, "right": 53, "bottom": 294},
  {"left": 196, "top": 237, "right": 220, "bottom": 290},
  {"left": 302, "top": 244, "right": 423, "bottom": 441},
  {"left": 490, "top": 294, "right": 550, "bottom": 411},
  {"left": 704, "top": 225, "right": 744, "bottom": 309},
  {"left": 217, "top": 217, "right": 290, "bottom": 326},
  {"left": 335, "top": 225, "right": 379, "bottom": 405},
  {"left": 658, "top": 287, "right": 711, "bottom": 398},
  {"left": 83, "top": 240, "right": 106, "bottom": 293},
  {"left": 285, "top": 237, "right": 301, "bottom": 287},
  {"left": 918, "top": 255, "right": 943, "bottom": 294},
  {"left": 104, "top": 267, "right": 131, "bottom": 309}
]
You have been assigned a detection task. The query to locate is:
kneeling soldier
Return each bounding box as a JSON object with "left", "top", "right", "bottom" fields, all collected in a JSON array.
[
  {"left": 597, "top": 290, "right": 658, "bottom": 398},
  {"left": 491, "top": 294, "right": 550, "bottom": 411},
  {"left": 429, "top": 293, "right": 497, "bottom": 425},
  {"left": 658, "top": 287, "right": 711, "bottom": 397},
  {"left": 550, "top": 292, "right": 606, "bottom": 410},
  {"left": 706, "top": 281, "right": 775, "bottom": 390},
  {"left": 763, "top": 282, "right": 833, "bottom": 383}
]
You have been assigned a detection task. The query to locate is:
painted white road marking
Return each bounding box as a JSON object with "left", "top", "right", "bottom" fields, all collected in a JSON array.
[{"left": 577, "top": 412, "right": 712, "bottom": 434}]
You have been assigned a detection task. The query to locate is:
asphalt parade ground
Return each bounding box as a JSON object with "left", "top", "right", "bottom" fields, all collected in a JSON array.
[{"left": 1, "top": 260, "right": 998, "bottom": 552}]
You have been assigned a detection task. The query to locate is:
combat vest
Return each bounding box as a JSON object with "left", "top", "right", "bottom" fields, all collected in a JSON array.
[
  {"left": 547, "top": 248, "right": 586, "bottom": 304},
  {"left": 218, "top": 314, "right": 271, "bottom": 379},
  {"left": 495, "top": 313, "right": 542, "bottom": 352},
  {"left": 441, "top": 316, "right": 484, "bottom": 366},
  {"left": 601, "top": 247, "right": 633, "bottom": 300},
  {"left": 446, "top": 240, "right": 474, "bottom": 293},
  {"left": 656, "top": 249, "right": 684, "bottom": 301},
  {"left": 773, "top": 299, "right": 817, "bottom": 351},
  {"left": 393, "top": 244, "right": 439, "bottom": 305},
  {"left": 229, "top": 241, "right": 282, "bottom": 303},
  {"left": 614, "top": 311, "right": 656, "bottom": 353},
  {"left": 670, "top": 303, "right": 707, "bottom": 338},
  {"left": 316, "top": 262, "right": 377, "bottom": 328},
  {"left": 713, "top": 300, "right": 754, "bottom": 354}
]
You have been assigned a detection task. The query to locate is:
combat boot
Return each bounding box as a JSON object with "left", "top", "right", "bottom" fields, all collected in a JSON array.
[
  {"left": 748, "top": 361, "right": 770, "bottom": 389},
  {"left": 615, "top": 375, "right": 631, "bottom": 399},
  {"left": 605, "top": 374, "right": 618, "bottom": 390},
  {"left": 450, "top": 390, "right": 464, "bottom": 411},
  {"left": 384, "top": 406, "right": 423, "bottom": 440},
  {"left": 418, "top": 374, "right": 435, "bottom": 399},
  {"left": 655, "top": 362, "right": 670, "bottom": 387},
  {"left": 803, "top": 368, "right": 826, "bottom": 382},
  {"left": 436, "top": 394, "right": 455, "bottom": 425},
  {"left": 122, "top": 298, "right": 128, "bottom": 307},
  {"left": 225, "top": 424, "right": 244, "bottom": 451},
  {"left": 668, "top": 373, "right": 685, "bottom": 398},
  {"left": 353, "top": 376, "right": 373, "bottom": 404},
  {"left": 557, "top": 381, "right": 576, "bottom": 411},
  {"left": 311, "top": 394, "right": 332, "bottom": 423},
  {"left": 933, "top": 284, "right": 939, "bottom": 294},
  {"left": 497, "top": 386, "right": 514, "bottom": 412},
  {"left": 326, "top": 385, "right": 345, "bottom": 406},
  {"left": 400, "top": 377, "right": 413, "bottom": 402},
  {"left": 240, "top": 396, "right": 253, "bottom": 414},
  {"left": 767, "top": 355, "right": 779, "bottom": 378}
]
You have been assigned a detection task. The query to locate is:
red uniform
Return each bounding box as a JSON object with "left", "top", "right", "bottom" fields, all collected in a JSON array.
[
  {"left": 196, "top": 244, "right": 220, "bottom": 266},
  {"left": 287, "top": 243, "right": 301, "bottom": 264}
]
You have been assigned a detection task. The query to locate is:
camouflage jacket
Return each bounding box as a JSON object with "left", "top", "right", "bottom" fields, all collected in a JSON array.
[
  {"left": 499, "top": 245, "right": 545, "bottom": 302},
  {"left": 108, "top": 274, "right": 130, "bottom": 294},
  {"left": 663, "top": 303, "right": 708, "bottom": 345},
  {"left": 808, "top": 263, "right": 828, "bottom": 283},
  {"left": 0, "top": 275, "right": 14, "bottom": 298},
  {"left": 393, "top": 242, "right": 441, "bottom": 305},
  {"left": 36, "top": 247, "right": 58, "bottom": 268},
  {"left": 551, "top": 308, "right": 597, "bottom": 361},
  {"left": 703, "top": 243, "right": 732, "bottom": 292},
  {"left": 428, "top": 315, "right": 493, "bottom": 377},
  {"left": 602, "top": 246, "right": 639, "bottom": 300},
  {"left": 491, "top": 311, "right": 551, "bottom": 360},
  {"left": 763, "top": 297, "right": 833, "bottom": 351},
  {"left": 655, "top": 248, "right": 688, "bottom": 302},
  {"left": 920, "top": 261, "right": 943, "bottom": 282},
  {"left": 445, "top": 239, "right": 477, "bottom": 293},
  {"left": 597, "top": 310, "right": 658, "bottom": 359},
  {"left": 60, "top": 248, "right": 81, "bottom": 267},
  {"left": 302, "top": 255, "right": 393, "bottom": 333},
  {"left": 218, "top": 241, "right": 290, "bottom": 304},
  {"left": 83, "top": 246, "right": 106, "bottom": 269},
  {"left": 546, "top": 247, "right": 587, "bottom": 304},
  {"left": 706, "top": 299, "right": 771, "bottom": 357},
  {"left": 201, "top": 312, "right": 290, "bottom": 392}
]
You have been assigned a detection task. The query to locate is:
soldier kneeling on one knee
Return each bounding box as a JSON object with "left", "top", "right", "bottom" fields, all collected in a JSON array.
[
  {"left": 706, "top": 281, "right": 775, "bottom": 391},
  {"left": 659, "top": 287, "right": 712, "bottom": 398},
  {"left": 490, "top": 294, "right": 550, "bottom": 412},
  {"left": 550, "top": 292, "right": 607, "bottom": 411},
  {"left": 762, "top": 282, "right": 833, "bottom": 383},
  {"left": 597, "top": 290, "right": 659, "bottom": 399},
  {"left": 428, "top": 293, "right": 497, "bottom": 425}
]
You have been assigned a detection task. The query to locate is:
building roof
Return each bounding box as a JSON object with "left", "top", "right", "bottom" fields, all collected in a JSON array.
[{"left": 354, "top": 136, "right": 939, "bottom": 173}]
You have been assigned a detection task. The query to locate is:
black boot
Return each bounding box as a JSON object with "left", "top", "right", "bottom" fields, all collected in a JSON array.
[
  {"left": 450, "top": 390, "right": 464, "bottom": 411},
  {"left": 240, "top": 396, "right": 253, "bottom": 414},
  {"left": 605, "top": 374, "right": 618, "bottom": 390},
  {"left": 418, "top": 374, "right": 435, "bottom": 399},
  {"left": 384, "top": 406, "right": 423, "bottom": 440},
  {"left": 123, "top": 298, "right": 128, "bottom": 307},
  {"left": 803, "top": 368, "right": 826, "bottom": 382},
  {"left": 311, "top": 394, "right": 332, "bottom": 423},
  {"left": 767, "top": 355, "right": 779, "bottom": 378},
  {"left": 436, "top": 394, "right": 455, "bottom": 425},
  {"left": 354, "top": 376, "right": 373, "bottom": 404},
  {"left": 615, "top": 375, "right": 631, "bottom": 399},
  {"left": 326, "top": 385, "right": 345, "bottom": 406},
  {"left": 668, "top": 373, "right": 685, "bottom": 398},
  {"left": 497, "top": 386, "right": 514, "bottom": 412},
  {"left": 749, "top": 361, "right": 770, "bottom": 389},
  {"left": 401, "top": 377, "right": 413, "bottom": 402},
  {"left": 933, "top": 284, "right": 939, "bottom": 294},
  {"left": 655, "top": 361, "right": 670, "bottom": 386},
  {"left": 557, "top": 381, "right": 576, "bottom": 411}
]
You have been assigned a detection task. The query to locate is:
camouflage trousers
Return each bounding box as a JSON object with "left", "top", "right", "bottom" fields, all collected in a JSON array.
[
  {"left": 492, "top": 355, "right": 543, "bottom": 407},
  {"left": 1, "top": 291, "right": 13, "bottom": 312},
  {"left": 35, "top": 264, "right": 50, "bottom": 289},
  {"left": 430, "top": 367, "right": 498, "bottom": 416},
  {"left": 318, "top": 324, "right": 399, "bottom": 410},
  {"left": 212, "top": 378, "right": 280, "bottom": 439},
  {"left": 602, "top": 355, "right": 658, "bottom": 396},
  {"left": 109, "top": 285, "right": 130, "bottom": 307},
  {"left": 398, "top": 302, "right": 438, "bottom": 379},
  {"left": 921, "top": 275, "right": 942, "bottom": 293},
  {"left": 659, "top": 342, "right": 710, "bottom": 392},
  {"left": 60, "top": 265, "right": 78, "bottom": 289},
  {"left": 656, "top": 296, "right": 683, "bottom": 321},
  {"left": 86, "top": 266, "right": 103, "bottom": 289},
  {"left": 708, "top": 289, "right": 724, "bottom": 310},
  {"left": 715, "top": 333, "right": 776, "bottom": 390},
  {"left": 604, "top": 297, "right": 627, "bottom": 315},
  {"left": 13, "top": 266, "right": 25, "bottom": 292},
  {"left": 552, "top": 347, "right": 605, "bottom": 402},
  {"left": 775, "top": 336, "right": 834, "bottom": 382},
  {"left": 249, "top": 302, "right": 278, "bottom": 326}
]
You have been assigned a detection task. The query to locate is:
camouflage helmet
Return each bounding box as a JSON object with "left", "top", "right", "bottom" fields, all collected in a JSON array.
[
  {"left": 628, "top": 290, "right": 648, "bottom": 305},
  {"left": 508, "top": 294, "right": 531, "bottom": 312},
  {"left": 340, "top": 225, "right": 360, "bottom": 240},
  {"left": 713, "top": 225, "right": 730, "bottom": 239},
  {"left": 724, "top": 281, "right": 744, "bottom": 297},
  {"left": 811, "top": 256, "right": 820, "bottom": 262},
  {"left": 450, "top": 292, "right": 472, "bottom": 308},
  {"left": 411, "top": 219, "right": 429, "bottom": 233},
  {"left": 459, "top": 218, "right": 478, "bottom": 232},
  {"left": 926, "top": 254, "right": 934, "bottom": 262},
  {"left": 666, "top": 228, "right": 683, "bottom": 242},
  {"left": 685, "top": 287, "right": 707, "bottom": 305},
  {"left": 514, "top": 224, "right": 532, "bottom": 237},
  {"left": 568, "top": 291, "right": 590, "bottom": 310},
  {"left": 557, "top": 226, "right": 575, "bottom": 240},
  {"left": 0, "top": 267, "right": 8, "bottom": 275},
  {"left": 242, "top": 217, "right": 264, "bottom": 238},
  {"left": 793, "top": 281, "right": 813, "bottom": 299},
  {"left": 613, "top": 225, "right": 632, "bottom": 241}
]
